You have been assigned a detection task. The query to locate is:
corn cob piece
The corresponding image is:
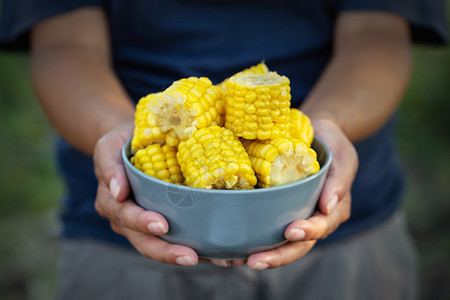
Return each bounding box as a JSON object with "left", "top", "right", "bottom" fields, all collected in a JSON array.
[
  {"left": 239, "top": 61, "right": 270, "bottom": 75},
  {"left": 130, "top": 77, "right": 223, "bottom": 153},
  {"left": 131, "top": 94, "right": 162, "bottom": 153},
  {"left": 131, "top": 94, "right": 185, "bottom": 154},
  {"left": 224, "top": 71, "right": 291, "bottom": 140},
  {"left": 216, "top": 62, "right": 270, "bottom": 122},
  {"left": 217, "top": 61, "right": 270, "bottom": 90},
  {"left": 242, "top": 137, "right": 320, "bottom": 188},
  {"left": 177, "top": 126, "right": 257, "bottom": 189},
  {"left": 131, "top": 144, "right": 185, "bottom": 184},
  {"left": 153, "top": 77, "right": 224, "bottom": 140},
  {"left": 287, "top": 108, "right": 314, "bottom": 147}
]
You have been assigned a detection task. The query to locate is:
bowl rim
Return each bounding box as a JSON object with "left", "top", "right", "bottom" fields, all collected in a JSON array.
[{"left": 122, "top": 135, "right": 332, "bottom": 195}]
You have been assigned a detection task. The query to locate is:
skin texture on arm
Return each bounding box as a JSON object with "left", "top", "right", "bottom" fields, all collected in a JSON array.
[
  {"left": 246, "top": 12, "right": 411, "bottom": 270},
  {"left": 30, "top": 7, "right": 200, "bottom": 266},
  {"left": 31, "top": 7, "right": 135, "bottom": 155},
  {"left": 302, "top": 12, "right": 412, "bottom": 142}
]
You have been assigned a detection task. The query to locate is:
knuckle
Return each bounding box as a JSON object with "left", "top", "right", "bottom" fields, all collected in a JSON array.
[
  {"left": 321, "top": 231, "right": 331, "bottom": 240},
  {"left": 115, "top": 207, "right": 126, "bottom": 227},
  {"left": 342, "top": 201, "right": 352, "bottom": 222},
  {"left": 343, "top": 209, "right": 351, "bottom": 222},
  {"left": 94, "top": 200, "right": 104, "bottom": 216},
  {"left": 137, "top": 245, "right": 165, "bottom": 263},
  {"left": 109, "top": 222, "right": 122, "bottom": 234}
]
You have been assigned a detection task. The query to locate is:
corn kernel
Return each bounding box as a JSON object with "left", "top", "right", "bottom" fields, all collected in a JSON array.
[
  {"left": 130, "top": 143, "right": 184, "bottom": 185},
  {"left": 243, "top": 136, "right": 320, "bottom": 188},
  {"left": 177, "top": 126, "right": 256, "bottom": 189},
  {"left": 224, "top": 72, "right": 291, "bottom": 140}
]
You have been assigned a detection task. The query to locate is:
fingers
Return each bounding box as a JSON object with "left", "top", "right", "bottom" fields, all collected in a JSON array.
[
  {"left": 122, "top": 227, "right": 198, "bottom": 266},
  {"left": 92, "top": 122, "right": 201, "bottom": 266},
  {"left": 243, "top": 120, "right": 357, "bottom": 271},
  {"left": 95, "top": 183, "right": 168, "bottom": 235},
  {"left": 95, "top": 183, "right": 199, "bottom": 266},
  {"left": 285, "top": 194, "right": 351, "bottom": 242},
  {"left": 207, "top": 258, "right": 247, "bottom": 267},
  {"left": 247, "top": 240, "right": 316, "bottom": 270},
  {"left": 247, "top": 195, "right": 350, "bottom": 271}
]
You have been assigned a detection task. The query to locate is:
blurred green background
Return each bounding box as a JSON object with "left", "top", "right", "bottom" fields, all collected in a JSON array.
[{"left": 1, "top": 20, "right": 450, "bottom": 300}]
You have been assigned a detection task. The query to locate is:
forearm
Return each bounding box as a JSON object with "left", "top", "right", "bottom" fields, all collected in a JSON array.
[
  {"left": 30, "top": 7, "right": 134, "bottom": 155},
  {"left": 31, "top": 46, "right": 134, "bottom": 155},
  {"left": 302, "top": 12, "right": 411, "bottom": 142}
]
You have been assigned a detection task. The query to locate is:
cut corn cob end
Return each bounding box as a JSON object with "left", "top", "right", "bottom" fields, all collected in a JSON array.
[
  {"left": 224, "top": 71, "right": 291, "bottom": 140},
  {"left": 287, "top": 108, "right": 314, "bottom": 147},
  {"left": 148, "top": 77, "right": 223, "bottom": 142},
  {"left": 131, "top": 143, "right": 185, "bottom": 185},
  {"left": 177, "top": 126, "right": 257, "bottom": 189},
  {"left": 243, "top": 137, "right": 320, "bottom": 188},
  {"left": 217, "top": 61, "right": 270, "bottom": 118},
  {"left": 240, "top": 61, "right": 270, "bottom": 75},
  {"left": 217, "top": 61, "right": 270, "bottom": 91}
]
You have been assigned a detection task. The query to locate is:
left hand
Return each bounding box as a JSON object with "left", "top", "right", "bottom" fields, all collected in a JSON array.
[{"left": 242, "top": 119, "right": 358, "bottom": 270}]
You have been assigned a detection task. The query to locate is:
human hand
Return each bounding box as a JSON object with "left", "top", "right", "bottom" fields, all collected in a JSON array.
[
  {"left": 93, "top": 122, "right": 199, "bottom": 266},
  {"left": 245, "top": 119, "right": 358, "bottom": 270}
]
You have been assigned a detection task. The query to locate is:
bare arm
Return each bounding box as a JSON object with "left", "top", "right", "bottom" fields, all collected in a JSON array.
[
  {"left": 247, "top": 12, "right": 411, "bottom": 269},
  {"left": 302, "top": 12, "right": 411, "bottom": 142},
  {"left": 30, "top": 7, "right": 199, "bottom": 266},
  {"left": 31, "top": 7, "right": 134, "bottom": 155}
]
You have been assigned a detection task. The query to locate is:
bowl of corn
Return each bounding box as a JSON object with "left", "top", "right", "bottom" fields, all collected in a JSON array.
[{"left": 122, "top": 63, "right": 331, "bottom": 258}]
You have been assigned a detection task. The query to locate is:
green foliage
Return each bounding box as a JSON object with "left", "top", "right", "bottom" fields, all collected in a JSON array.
[
  {"left": 0, "top": 53, "right": 62, "bottom": 216},
  {"left": 398, "top": 46, "right": 450, "bottom": 300},
  {"left": 0, "top": 53, "right": 62, "bottom": 300}
]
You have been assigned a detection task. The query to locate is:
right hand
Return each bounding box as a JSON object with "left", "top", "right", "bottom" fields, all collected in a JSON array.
[{"left": 93, "top": 121, "right": 199, "bottom": 266}]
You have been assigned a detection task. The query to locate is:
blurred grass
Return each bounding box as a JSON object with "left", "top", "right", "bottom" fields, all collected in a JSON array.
[
  {"left": 0, "top": 53, "right": 62, "bottom": 300},
  {"left": 0, "top": 34, "right": 450, "bottom": 300},
  {"left": 399, "top": 46, "right": 450, "bottom": 299}
]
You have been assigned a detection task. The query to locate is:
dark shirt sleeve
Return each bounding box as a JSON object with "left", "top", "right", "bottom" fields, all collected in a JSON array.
[
  {"left": 0, "top": 0, "right": 101, "bottom": 51},
  {"left": 339, "top": 0, "right": 448, "bottom": 45}
]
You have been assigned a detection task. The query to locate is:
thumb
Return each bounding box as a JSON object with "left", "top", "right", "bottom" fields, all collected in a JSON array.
[
  {"left": 311, "top": 120, "right": 358, "bottom": 216},
  {"left": 94, "top": 122, "right": 134, "bottom": 202}
]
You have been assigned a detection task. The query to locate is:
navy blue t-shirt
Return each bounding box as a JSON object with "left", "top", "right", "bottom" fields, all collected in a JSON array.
[{"left": 1, "top": 0, "right": 447, "bottom": 248}]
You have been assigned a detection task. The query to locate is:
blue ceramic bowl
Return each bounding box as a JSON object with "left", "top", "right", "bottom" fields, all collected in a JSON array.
[{"left": 122, "top": 136, "right": 331, "bottom": 259}]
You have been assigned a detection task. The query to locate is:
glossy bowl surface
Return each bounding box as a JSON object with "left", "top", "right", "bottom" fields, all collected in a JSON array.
[{"left": 123, "top": 136, "right": 331, "bottom": 259}]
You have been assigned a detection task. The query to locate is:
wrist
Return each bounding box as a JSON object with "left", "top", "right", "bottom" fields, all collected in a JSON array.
[
  {"left": 97, "top": 109, "right": 134, "bottom": 142},
  {"left": 303, "top": 112, "right": 343, "bottom": 135}
]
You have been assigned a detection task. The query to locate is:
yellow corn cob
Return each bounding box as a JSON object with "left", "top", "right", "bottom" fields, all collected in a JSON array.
[
  {"left": 215, "top": 62, "right": 270, "bottom": 124},
  {"left": 177, "top": 126, "right": 257, "bottom": 189},
  {"left": 217, "top": 61, "right": 270, "bottom": 91},
  {"left": 130, "top": 144, "right": 185, "bottom": 184},
  {"left": 131, "top": 94, "right": 184, "bottom": 154},
  {"left": 130, "top": 77, "right": 223, "bottom": 153},
  {"left": 240, "top": 61, "right": 270, "bottom": 75},
  {"left": 242, "top": 137, "right": 320, "bottom": 188},
  {"left": 287, "top": 108, "right": 314, "bottom": 147},
  {"left": 131, "top": 94, "right": 163, "bottom": 153},
  {"left": 224, "top": 71, "right": 291, "bottom": 140}
]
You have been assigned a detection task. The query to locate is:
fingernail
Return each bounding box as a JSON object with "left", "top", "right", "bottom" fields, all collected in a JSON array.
[
  {"left": 232, "top": 259, "right": 246, "bottom": 267},
  {"left": 286, "top": 228, "right": 305, "bottom": 240},
  {"left": 176, "top": 255, "right": 196, "bottom": 266},
  {"left": 147, "top": 222, "right": 167, "bottom": 234},
  {"left": 212, "top": 259, "right": 231, "bottom": 267},
  {"left": 251, "top": 261, "right": 269, "bottom": 270},
  {"left": 109, "top": 178, "right": 120, "bottom": 201},
  {"left": 327, "top": 194, "right": 339, "bottom": 215}
]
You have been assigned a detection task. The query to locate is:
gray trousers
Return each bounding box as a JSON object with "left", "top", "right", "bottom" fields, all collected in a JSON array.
[{"left": 57, "top": 213, "right": 418, "bottom": 300}]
